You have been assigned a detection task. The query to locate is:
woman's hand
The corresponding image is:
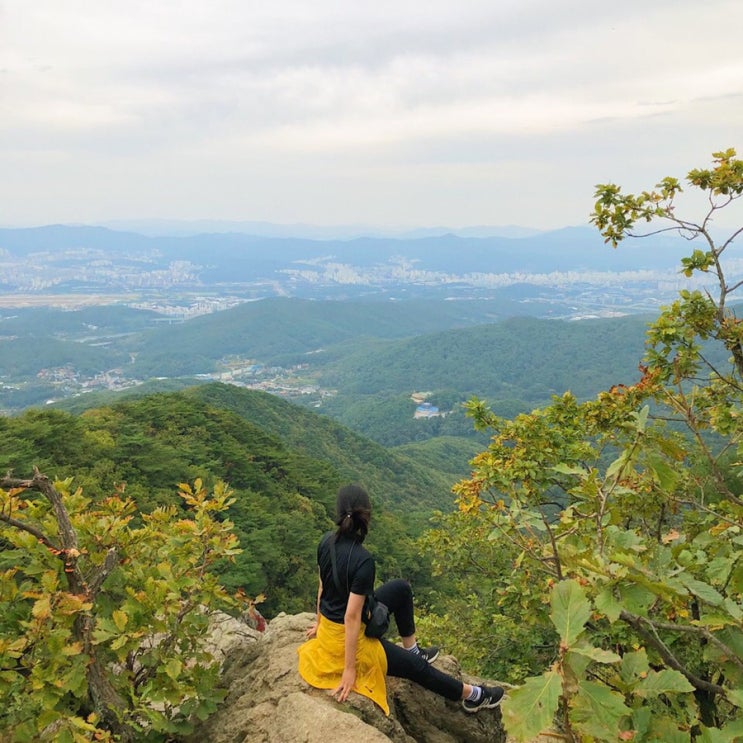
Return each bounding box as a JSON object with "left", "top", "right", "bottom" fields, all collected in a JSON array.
[
  {"left": 333, "top": 591, "right": 363, "bottom": 703},
  {"left": 332, "top": 667, "right": 357, "bottom": 703},
  {"left": 305, "top": 621, "right": 318, "bottom": 639}
]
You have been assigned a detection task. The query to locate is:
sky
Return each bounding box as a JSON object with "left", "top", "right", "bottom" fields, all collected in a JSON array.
[{"left": 2, "top": 0, "right": 743, "bottom": 231}]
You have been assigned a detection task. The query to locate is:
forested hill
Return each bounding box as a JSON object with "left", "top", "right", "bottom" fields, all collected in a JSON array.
[
  {"left": 319, "top": 314, "right": 653, "bottom": 399},
  {"left": 128, "top": 297, "right": 512, "bottom": 376},
  {"left": 182, "top": 383, "right": 459, "bottom": 508},
  {"left": 310, "top": 314, "right": 660, "bottom": 444},
  {"left": 0, "top": 385, "right": 458, "bottom": 614},
  {"left": 4, "top": 299, "right": 668, "bottom": 450}
]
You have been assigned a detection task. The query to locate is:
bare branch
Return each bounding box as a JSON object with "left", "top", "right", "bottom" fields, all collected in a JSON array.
[
  {"left": 86, "top": 548, "right": 119, "bottom": 597},
  {"left": 721, "top": 223, "right": 743, "bottom": 252},
  {"left": 537, "top": 503, "right": 563, "bottom": 581},
  {"left": 628, "top": 222, "right": 701, "bottom": 240},
  {"left": 724, "top": 277, "right": 743, "bottom": 294},
  {"left": 669, "top": 498, "right": 743, "bottom": 528},
  {"left": 696, "top": 351, "right": 743, "bottom": 395}
]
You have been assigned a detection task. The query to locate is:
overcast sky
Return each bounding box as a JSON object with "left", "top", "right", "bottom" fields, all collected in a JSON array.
[{"left": 2, "top": 0, "right": 743, "bottom": 231}]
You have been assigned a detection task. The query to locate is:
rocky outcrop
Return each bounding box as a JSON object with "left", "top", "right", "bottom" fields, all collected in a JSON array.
[{"left": 189, "top": 612, "right": 507, "bottom": 743}]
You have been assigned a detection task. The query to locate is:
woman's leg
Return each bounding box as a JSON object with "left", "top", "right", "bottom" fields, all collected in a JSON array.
[
  {"left": 374, "top": 578, "right": 416, "bottom": 644},
  {"left": 382, "top": 639, "right": 465, "bottom": 701}
]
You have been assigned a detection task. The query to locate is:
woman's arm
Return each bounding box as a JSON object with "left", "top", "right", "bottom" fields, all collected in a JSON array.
[
  {"left": 332, "top": 591, "right": 365, "bottom": 702},
  {"left": 306, "top": 570, "right": 323, "bottom": 639}
]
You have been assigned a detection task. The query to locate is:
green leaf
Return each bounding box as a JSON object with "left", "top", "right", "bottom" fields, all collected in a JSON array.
[
  {"left": 616, "top": 582, "right": 656, "bottom": 615},
  {"left": 112, "top": 609, "right": 129, "bottom": 631},
  {"left": 620, "top": 648, "right": 650, "bottom": 685},
  {"left": 693, "top": 612, "right": 738, "bottom": 629},
  {"left": 631, "top": 706, "right": 652, "bottom": 739},
  {"left": 594, "top": 587, "right": 622, "bottom": 623},
  {"left": 564, "top": 649, "right": 591, "bottom": 678},
  {"left": 727, "top": 687, "right": 743, "bottom": 708},
  {"left": 635, "top": 405, "right": 649, "bottom": 433},
  {"left": 501, "top": 671, "right": 561, "bottom": 742},
  {"left": 647, "top": 454, "right": 679, "bottom": 490},
  {"left": 698, "top": 725, "right": 736, "bottom": 743},
  {"left": 677, "top": 573, "right": 725, "bottom": 606},
  {"left": 551, "top": 463, "right": 586, "bottom": 476},
  {"left": 164, "top": 658, "right": 183, "bottom": 681},
  {"left": 635, "top": 669, "right": 694, "bottom": 698},
  {"left": 36, "top": 708, "right": 61, "bottom": 730},
  {"left": 110, "top": 634, "right": 130, "bottom": 651},
  {"left": 706, "top": 556, "right": 734, "bottom": 585},
  {"left": 606, "top": 452, "right": 629, "bottom": 480},
  {"left": 568, "top": 643, "right": 621, "bottom": 665},
  {"left": 571, "top": 680, "right": 632, "bottom": 740},
  {"left": 716, "top": 718, "right": 743, "bottom": 741},
  {"left": 649, "top": 716, "right": 695, "bottom": 743},
  {"left": 722, "top": 598, "right": 743, "bottom": 622},
  {"left": 550, "top": 579, "right": 591, "bottom": 647}
]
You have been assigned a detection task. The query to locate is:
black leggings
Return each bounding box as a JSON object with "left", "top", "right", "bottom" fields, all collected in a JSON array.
[{"left": 374, "top": 579, "right": 463, "bottom": 702}]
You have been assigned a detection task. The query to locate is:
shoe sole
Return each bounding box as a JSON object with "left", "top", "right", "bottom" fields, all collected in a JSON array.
[{"left": 461, "top": 695, "right": 503, "bottom": 713}]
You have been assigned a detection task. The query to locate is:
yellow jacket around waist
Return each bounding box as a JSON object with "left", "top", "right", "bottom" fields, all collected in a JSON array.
[{"left": 297, "top": 614, "right": 389, "bottom": 715}]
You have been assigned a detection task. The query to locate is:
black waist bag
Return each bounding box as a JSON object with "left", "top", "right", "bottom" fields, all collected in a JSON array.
[{"left": 363, "top": 594, "right": 390, "bottom": 638}]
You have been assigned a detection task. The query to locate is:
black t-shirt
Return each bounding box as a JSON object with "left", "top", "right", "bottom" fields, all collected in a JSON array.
[{"left": 318, "top": 532, "right": 375, "bottom": 623}]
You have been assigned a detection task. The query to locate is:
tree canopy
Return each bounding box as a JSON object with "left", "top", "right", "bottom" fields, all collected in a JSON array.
[{"left": 423, "top": 150, "right": 743, "bottom": 742}]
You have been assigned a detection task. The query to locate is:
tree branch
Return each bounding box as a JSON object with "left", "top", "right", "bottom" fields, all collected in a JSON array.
[
  {"left": 641, "top": 618, "right": 743, "bottom": 674},
  {"left": 86, "top": 548, "right": 119, "bottom": 598},
  {"left": 537, "top": 503, "right": 563, "bottom": 581},
  {"left": 619, "top": 610, "right": 726, "bottom": 695},
  {"left": 2, "top": 470, "right": 133, "bottom": 739},
  {"left": 0, "top": 512, "right": 60, "bottom": 551},
  {"left": 721, "top": 223, "right": 743, "bottom": 252},
  {"left": 1, "top": 469, "right": 87, "bottom": 593}
]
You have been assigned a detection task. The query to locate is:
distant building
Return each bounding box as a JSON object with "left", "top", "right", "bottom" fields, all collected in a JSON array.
[
  {"left": 414, "top": 402, "right": 441, "bottom": 419},
  {"left": 411, "top": 391, "right": 432, "bottom": 404}
]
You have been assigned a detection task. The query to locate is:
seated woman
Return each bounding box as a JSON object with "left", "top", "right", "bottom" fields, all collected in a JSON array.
[{"left": 297, "top": 484, "right": 504, "bottom": 715}]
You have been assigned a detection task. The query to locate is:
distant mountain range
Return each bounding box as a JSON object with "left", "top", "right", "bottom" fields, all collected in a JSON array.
[
  {"left": 99, "top": 219, "right": 545, "bottom": 240},
  {"left": 4, "top": 223, "right": 742, "bottom": 360},
  {"left": 1, "top": 222, "right": 732, "bottom": 306},
  {"left": 0, "top": 222, "right": 707, "bottom": 272}
]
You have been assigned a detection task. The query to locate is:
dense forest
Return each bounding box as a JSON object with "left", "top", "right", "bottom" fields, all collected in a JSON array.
[{"left": 0, "top": 384, "right": 466, "bottom": 613}]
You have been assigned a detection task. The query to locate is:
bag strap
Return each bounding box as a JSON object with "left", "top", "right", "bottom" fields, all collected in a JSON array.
[
  {"left": 325, "top": 532, "right": 343, "bottom": 594},
  {"left": 327, "top": 532, "right": 355, "bottom": 595}
]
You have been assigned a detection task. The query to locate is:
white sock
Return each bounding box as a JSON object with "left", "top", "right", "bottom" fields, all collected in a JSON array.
[
  {"left": 406, "top": 642, "right": 419, "bottom": 653},
  {"left": 465, "top": 686, "right": 483, "bottom": 702}
]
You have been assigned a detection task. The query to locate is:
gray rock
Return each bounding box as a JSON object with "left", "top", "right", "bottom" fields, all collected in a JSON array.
[{"left": 189, "top": 612, "right": 506, "bottom": 743}]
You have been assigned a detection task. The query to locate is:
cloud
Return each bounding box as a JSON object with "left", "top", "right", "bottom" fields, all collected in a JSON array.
[{"left": 1, "top": 0, "right": 742, "bottom": 227}]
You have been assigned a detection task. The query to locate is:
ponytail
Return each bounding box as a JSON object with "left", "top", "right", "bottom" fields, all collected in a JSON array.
[{"left": 335, "top": 485, "right": 371, "bottom": 542}]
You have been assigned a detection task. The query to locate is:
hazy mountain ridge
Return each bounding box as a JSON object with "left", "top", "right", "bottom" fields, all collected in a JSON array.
[
  {"left": 0, "top": 222, "right": 698, "bottom": 269},
  {"left": 100, "top": 218, "right": 543, "bottom": 240}
]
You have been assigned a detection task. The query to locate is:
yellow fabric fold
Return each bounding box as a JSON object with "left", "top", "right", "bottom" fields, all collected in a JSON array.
[{"left": 297, "top": 614, "right": 389, "bottom": 715}]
